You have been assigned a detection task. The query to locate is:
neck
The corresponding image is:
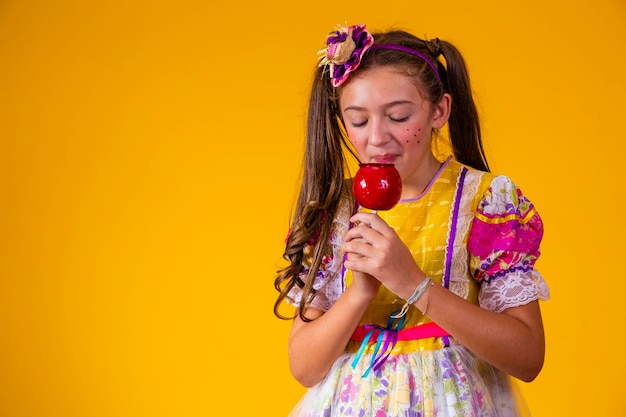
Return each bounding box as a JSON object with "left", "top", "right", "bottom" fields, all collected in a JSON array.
[{"left": 400, "top": 154, "right": 446, "bottom": 199}]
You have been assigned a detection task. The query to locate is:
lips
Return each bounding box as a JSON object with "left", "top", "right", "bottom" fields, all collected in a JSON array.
[{"left": 372, "top": 154, "right": 397, "bottom": 164}]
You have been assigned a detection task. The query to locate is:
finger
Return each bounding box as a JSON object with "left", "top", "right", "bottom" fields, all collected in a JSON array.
[
  {"left": 344, "top": 255, "right": 381, "bottom": 276},
  {"left": 344, "top": 221, "right": 383, "bottom": 243},
  {"left": 344, "top": 251, "right": 367, "bottom": 261},
  {"left": 343, "top": 257, "right": 370, "bottom": 274},
  {"left": 350, "top": 212, "right": 393, "bottom": 235},
  {"left": 342, "top": 239, "right": 376, "bottom": 259}
]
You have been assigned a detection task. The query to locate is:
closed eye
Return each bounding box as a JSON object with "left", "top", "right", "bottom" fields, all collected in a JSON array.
[{"left": 389, "top": 116, "right": 409, "bottom": 123}]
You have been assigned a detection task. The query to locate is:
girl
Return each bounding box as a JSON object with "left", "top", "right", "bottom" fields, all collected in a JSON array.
[{"left": 274, "top": 24, "right": 549, "bottom": 417}]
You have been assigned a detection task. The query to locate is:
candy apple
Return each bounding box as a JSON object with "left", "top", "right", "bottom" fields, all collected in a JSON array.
[{"left": 352, "top": 163, "right": 402, "bottom": 210}]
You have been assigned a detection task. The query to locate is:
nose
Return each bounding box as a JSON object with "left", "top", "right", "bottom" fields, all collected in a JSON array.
[{"left": 369, "top": 119, "right": 392, "bottom": 147}]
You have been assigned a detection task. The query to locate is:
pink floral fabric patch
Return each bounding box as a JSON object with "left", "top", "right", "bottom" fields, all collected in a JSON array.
[{"left": 468, "top": 176, "right": 543, "bottom": 283}]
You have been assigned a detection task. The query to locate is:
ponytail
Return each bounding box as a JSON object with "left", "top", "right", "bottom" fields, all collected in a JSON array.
[
  {"left": 438, "top": 41, "right": 490, "bottom": 172},
  {"left": 273, "top": 66, "right": 352, "bottom": 321}
]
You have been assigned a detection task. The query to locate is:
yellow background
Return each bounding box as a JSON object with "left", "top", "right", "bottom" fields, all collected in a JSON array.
[{"left": 1, "top": 1, "right": 624, "bottom": 416}]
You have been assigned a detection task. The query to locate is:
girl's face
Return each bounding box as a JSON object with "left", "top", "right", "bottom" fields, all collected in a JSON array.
[{"left": 339, "top": 66, "right": 449, "bottom": 198}]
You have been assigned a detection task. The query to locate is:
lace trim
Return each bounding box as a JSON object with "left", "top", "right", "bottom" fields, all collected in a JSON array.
[
  {"left": 479, "top": 269, "right": 550, "bottom": 313},
  {"left": 447, "top": 168, "right": 483, "bottom": 299},
  {"left": 286, "top": 194, "right": 352, "bottom": 311}
]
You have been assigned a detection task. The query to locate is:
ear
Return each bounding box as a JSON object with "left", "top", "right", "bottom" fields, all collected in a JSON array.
[{"left": 431, "top": 93, "right": 451, "bottom": 129}]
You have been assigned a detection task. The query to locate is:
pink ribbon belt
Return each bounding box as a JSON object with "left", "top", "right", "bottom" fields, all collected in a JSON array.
[{"left": 351, "top": 321, "right": 450, "bottom": 342}]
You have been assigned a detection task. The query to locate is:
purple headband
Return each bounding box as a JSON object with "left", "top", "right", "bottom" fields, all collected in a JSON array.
[
  {"left": 318, "top": 24, "right": 441, "bottom": 87},
  {"left": 369, "top": 44, "right": 441, "bottom": 83}
]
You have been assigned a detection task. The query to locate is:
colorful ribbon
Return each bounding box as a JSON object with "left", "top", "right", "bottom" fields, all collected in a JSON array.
[
  {"left": 351, "top": 311, "right": 406, "bottom": 377},
  {"left": 350, "top": 317, "right": 451, "bottom": 377}
]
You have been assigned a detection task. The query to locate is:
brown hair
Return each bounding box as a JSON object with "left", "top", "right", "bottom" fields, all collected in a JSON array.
[{"left": 274, "top": 29, "right": 489, "bottom": 321}]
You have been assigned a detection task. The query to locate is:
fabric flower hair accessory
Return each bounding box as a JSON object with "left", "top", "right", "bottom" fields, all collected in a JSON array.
[{"left": 318, "top": 24, "right": 374, "bottom": 87}]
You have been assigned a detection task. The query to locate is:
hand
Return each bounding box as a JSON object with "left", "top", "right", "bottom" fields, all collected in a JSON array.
[
  {"left": 349, "top": 271, "right": 381, "bottom": 302},
  {"left": 341, "top": 212, "right": 425, "bottom": 299}
]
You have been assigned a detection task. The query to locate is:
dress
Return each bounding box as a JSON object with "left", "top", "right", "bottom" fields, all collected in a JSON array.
[{"left": 286, "top": 157, "right": 550, "bottom": 417}]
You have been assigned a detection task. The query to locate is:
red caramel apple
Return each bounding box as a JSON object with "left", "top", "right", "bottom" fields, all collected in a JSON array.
[{"left": 352, "top": 163, "right": 402, "bottom": 210}]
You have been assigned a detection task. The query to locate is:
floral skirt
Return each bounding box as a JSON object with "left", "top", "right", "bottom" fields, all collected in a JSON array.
[{"left": 288, "top": 345, "right": 529, "bottom": 417}]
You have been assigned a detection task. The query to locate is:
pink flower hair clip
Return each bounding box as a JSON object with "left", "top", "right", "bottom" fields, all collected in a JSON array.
[{"left": 318, "top": 24, "right": 374, "bottom": 87}]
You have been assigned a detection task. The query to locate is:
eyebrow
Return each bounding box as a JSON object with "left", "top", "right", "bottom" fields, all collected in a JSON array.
[{"left": 342, "top": 100, "right": 414, "bottom": 112}]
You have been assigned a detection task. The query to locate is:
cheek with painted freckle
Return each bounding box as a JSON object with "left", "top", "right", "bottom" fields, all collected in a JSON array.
[{"left": 402, "top": 127, "right": 423, "bottom": 144}]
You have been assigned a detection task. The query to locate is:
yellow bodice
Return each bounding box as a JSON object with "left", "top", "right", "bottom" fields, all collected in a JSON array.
[{"left": 345, "top": 159, "right": 489, "bottom": 353}]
